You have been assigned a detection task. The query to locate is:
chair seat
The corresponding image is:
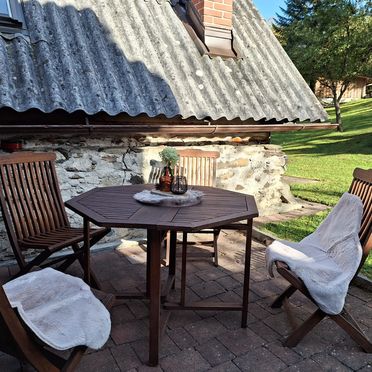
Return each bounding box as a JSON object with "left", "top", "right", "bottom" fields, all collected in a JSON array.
[
  {"left": 3, "top": 268, "right": 111, "bottom": 351},
  {"left": 19, "top": 227, "right": 109, "bottom": 251}
]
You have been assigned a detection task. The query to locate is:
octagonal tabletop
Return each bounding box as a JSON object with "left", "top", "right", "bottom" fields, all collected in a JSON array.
[{"left": 65, "top": 185, "right": 258, "bottom": 232}]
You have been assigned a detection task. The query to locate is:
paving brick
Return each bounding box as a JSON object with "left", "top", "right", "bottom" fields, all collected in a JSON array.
[
  {"left": 331, "top": 347, "right": 372, "bottom": 370},
  {"left": 255, "top": 296, "right": 285, "bottom": 315},
  {"left": 167, "top": 310, "right": 202, "bottom": 329},
  {"left": 76, "top": 349, "right": 120, "bottom": 372},
  {"left": 231, "top": 273, "right": 245, "bottom": 283},
  {"left": 160, "top": 347, "right": 211, "bottom": 372},
  {"left": 208, "top": 360, "right": 241, "bottom": 372},
  {"left": 358, "top": 365, "right": 372, "bottom": 372},
  {"left": 110, "top": 344, "right": 142, "bottom": 371},
  {"left": 250, "top": 269, "right": 271, "bottom": 283},
  {"left": 218, "top": 290, "right": 242, "bottom": 303},
  {"left": 185, "top": 318, "right": 227, "bottom": 342},
  {"left": 137, "top": 365, "right": 163, "bottom": 372},
  {"left": 111, "top": 319, "right": 148, "bottom": 345},
  {"left": 111, "top": 303, "right": 136, "bottom": 325},
  {"left": 166, "top": 327, "right": 198, "bottom": 350},
  {"left": 216, "top": 275, "right": 241, "bottom": 290},
  {"left": 191, "top": 281, "right": 226, "bottom": 299},
  {"left": 262, "top": 312, "right": 294, "bottom": 337},
  {"left": 191, "top": 260, "right": 216, "bottom": 272},
  {"left": 245, "top": 302, "right": 272, "bottom": 320},
  {"left": 233, "top": 347, "right": 287, "bottom": 371},
  {"left": 195, "top": 269, "right": 227, "bottom": 282},
  {"left": 111, "top": 276, "right": 143, "bottom": 292},
  {"left": 311, "top": 353, "right": 352, "bottom": 371},
  {"left": 174, "top": 273, "right": 203, "bottom": 288},
  {"left": 250, "top": 280, "right": 285, "bottom": 299},
  {"left": 292, "top": 333, "right": 332, "bottom": 358},
  {"left": 284, "top": 358, "right": 320, "bottom": 371},
  {"left": 215, "top": 309, "right": 256, "bottom": 330},
  {"left": 266, "top": 341, "right": 302, "bottom": 366},
  {"left": 126, "top": 300, "right": 149, "bottom": 319},
  {"left": 217, "top": 328, "right": 265, "bottom": 356},
  {"left": 130, "top": 334, "right": 179, "bottom": 363},
  {"left": 249, "top": 320, "right": 281, "bottom": 343},
  {"left": 196, "top": 337, "right": 235, "bottom": 367}
]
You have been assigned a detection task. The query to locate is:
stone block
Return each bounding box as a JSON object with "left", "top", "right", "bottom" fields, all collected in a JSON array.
[{"left": 235, "top": 348, "right": 287, "bottom": 371}]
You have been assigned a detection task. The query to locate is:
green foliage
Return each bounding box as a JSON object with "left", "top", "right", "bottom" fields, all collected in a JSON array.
[
  {"left": 275, "top": 0, "right": 372, "bottom": 124},
  {"left": 276, "top": 0, "right": 372, "bottom": 85},
  {"left": 159, "top": 147, "right": 179, "bottom": 168},
  {"left": 262, "top": 99, "right": 372, "bottom": 278}
]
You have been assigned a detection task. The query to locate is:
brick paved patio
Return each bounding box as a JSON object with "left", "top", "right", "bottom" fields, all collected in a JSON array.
[{"left": 0, "top": 231, "right": 371, "bottom": 371}]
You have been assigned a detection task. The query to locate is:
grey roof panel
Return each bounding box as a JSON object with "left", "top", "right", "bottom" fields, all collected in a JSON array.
[{"left": 0, "top": 0, "right": 328, "bottom": 122}]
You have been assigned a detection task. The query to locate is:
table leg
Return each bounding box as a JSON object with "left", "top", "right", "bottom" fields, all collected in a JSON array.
[
  {"left": 169, "top": 231, "right": 177, "bottom": 289},
  {"left": 180, "top": 232, "right": 188, "bottom": 306},
  {"left": 83, "top": 217, "right": 91, "bottom": 285},
  {"left": 146, "top": 230, "right": 151, "bottom": 297},
  {"left": 148, "top": 229, "right": 162, "bottom": 366},
  {"left": 241, "top": 219, "right": 253, "bottom": 328}
]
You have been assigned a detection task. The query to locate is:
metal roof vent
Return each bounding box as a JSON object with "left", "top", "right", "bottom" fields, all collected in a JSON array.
[{"left": 187, "top": 0, "right": 237, "bottom": 58}]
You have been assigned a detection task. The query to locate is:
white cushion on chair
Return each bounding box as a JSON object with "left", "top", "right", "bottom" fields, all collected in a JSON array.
[
  {"left": 3, "top": 268, "right": 111, "bottom": 350},
  {"left": 266, "top": 193, "right": 363, "bottom": 315}
]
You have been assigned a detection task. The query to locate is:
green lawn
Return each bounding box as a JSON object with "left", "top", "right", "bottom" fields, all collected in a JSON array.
[{"left": 262, "top": 99, "right": 372, "bottom": 278}]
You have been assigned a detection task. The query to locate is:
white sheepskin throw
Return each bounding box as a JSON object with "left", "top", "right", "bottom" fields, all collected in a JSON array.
[
  {"left": 266, "top": 193, "right": 363, "bottom": 315},
  {"left": 3, "top": 268, "right": 111, "bottom": 350}
]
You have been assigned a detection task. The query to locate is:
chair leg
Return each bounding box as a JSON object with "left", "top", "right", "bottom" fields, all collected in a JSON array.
[
  {"left": 71, "top": 243, "right": 101, "bottom": 290},
  {"left": 180, "top": 233, "right": 188, "bottom": 306},
  {"left": 213, "top": 229, "right": 220, "bottom": 267},
  {"left": 169, "top": 231, "right": 177, "bottom": 290},
  {"left": 165, "top": 231, "right": 171, "bottom": 266},
  {"left": 61, "top": 346, "right": 87, "bottom": 372},
  {"left": 284, "top": 308, "right": 326, "bottom": 347},
  {"left": 330, "top": 309, "right": 372, "bottom": 353},
  {"left": 271, "top": 285, "right": 297, "bottom": 309},
  {"left": 14, "top": 250, "right": 54, "bottom": 278}
]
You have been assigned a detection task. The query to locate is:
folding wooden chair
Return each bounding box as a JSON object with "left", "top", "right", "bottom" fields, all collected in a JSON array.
[
  {"left": 176, "top": 149, "right": 221, "bottom": 266},
  {"left": 0, "top": 152, "right": 111, "bottom": 288},
  {"left": 270, "top": 168, "right": 372, "bottom": 352},
  {"left": 0, "top": 283, "right": 114, "bottom": 371}
]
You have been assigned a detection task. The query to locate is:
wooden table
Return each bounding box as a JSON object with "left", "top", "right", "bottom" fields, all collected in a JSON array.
[{"left": 65, "top": 184, "right": 258, "bottom": 366}]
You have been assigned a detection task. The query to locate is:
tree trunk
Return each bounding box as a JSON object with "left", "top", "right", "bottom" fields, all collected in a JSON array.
[
  {"left": 332, "top": 91, "right": 343, "bottom": 132},
  {"left": 309, "top": 79, "right": 317, "bottom": 93}
]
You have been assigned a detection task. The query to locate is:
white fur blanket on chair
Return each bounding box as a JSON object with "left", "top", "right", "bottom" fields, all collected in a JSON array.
[
  {"left": 3, "top": 268, "right": 111, "bottom": 350},
  {"left": 266, "top": 193, "right": 363, "bottom": 315}
]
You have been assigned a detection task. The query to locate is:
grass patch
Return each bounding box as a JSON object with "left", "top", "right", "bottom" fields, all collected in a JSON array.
[{"left": 263, "top": 99, "right": 372, "bottom": 278}]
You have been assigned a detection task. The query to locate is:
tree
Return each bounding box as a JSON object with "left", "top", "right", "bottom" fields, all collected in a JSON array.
[{"left": 275, "top": 0, "right": 372, "bottom": 130}]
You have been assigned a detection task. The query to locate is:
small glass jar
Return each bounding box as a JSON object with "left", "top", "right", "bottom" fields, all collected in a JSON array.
[{"left": 171, "top": 176, "right": 188, "bottom": 195}]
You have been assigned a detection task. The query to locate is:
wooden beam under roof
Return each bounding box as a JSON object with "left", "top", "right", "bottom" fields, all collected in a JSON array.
[{"left": 0, "top": 108, "right": 338, "bottom": 136}]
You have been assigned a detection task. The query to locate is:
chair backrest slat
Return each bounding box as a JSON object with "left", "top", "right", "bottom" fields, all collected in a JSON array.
[
  {"left": 23, "top": 162, "right": 44, "bottom": 236},
  {"left": 12, "top": 163, "right": 38, "bottom": 237},
  {"left": 33, "top": 161, "right": 53, "bottom": 231},
  {"left": 0, "top": 166, "right": 27, "bottom": 239},
  {"left": 44, "top": 160, "right": 68, "bottom": 227},
  {"left": 349, "top": 168, "right": 372, "bottom": 266},
  {"left": 40, "top": 160, "right": 65, "bottom": 228},
  {"left": 177, "top": 149, "right": 220, "bottom": 187},
  {"left": 0, "top": 153, "right": 69, "bottom": 250}
]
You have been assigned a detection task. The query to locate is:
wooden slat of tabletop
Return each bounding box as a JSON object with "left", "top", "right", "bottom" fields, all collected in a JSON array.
[{"left": 65, "top": 186, "right": 258, "bottom": 231}]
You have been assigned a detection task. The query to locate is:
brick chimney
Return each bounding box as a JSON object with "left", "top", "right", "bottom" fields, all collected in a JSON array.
[{"left": 187, "top": 0, "right": 236, "bottom": 58}]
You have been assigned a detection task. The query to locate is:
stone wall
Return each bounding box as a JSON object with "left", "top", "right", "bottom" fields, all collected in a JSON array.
[{"left": 0, "top": 135, "right": 298, "bottom": 261}]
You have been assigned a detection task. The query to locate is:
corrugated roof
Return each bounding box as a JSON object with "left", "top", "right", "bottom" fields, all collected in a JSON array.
[{"left": 0, "top": 0, "right": 328, "bottom": 122}]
